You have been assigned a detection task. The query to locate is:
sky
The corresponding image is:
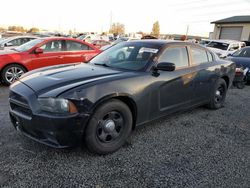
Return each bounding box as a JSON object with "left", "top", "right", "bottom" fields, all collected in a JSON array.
[{"left": 1, "top": 0, "right": 250, "bottom": 37}]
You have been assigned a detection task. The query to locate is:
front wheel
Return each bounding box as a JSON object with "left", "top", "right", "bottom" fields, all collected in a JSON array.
[
  {"left": 84, "top": 99, "right": 132, "bottom": 154},
  {"left": 207, "top": 78, "right": 227, "bottom": 109},
  {"left": 1, "top": 64, "right": 26, "bottom": 86}
]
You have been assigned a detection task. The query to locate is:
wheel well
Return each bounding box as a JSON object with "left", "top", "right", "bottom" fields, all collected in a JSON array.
[
  {"left": 92, "top": 96, "right": 137, "bottom": 130},
  {"left": 115, "top": 96, "right": 137, "bottom": 130},
  {"left": 221, "top": 76, "right": 229, "bottom": 88},
  {"left": 0, "top": 63, "right": 28, "bottom": 74}
]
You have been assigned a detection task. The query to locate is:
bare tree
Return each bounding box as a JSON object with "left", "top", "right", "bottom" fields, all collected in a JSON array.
[
  {"left": 109, "top": 23, "right": 125, "bottom": 35},
  {"left": 151, "top": 21, "right": 160, "bottom": 38}
]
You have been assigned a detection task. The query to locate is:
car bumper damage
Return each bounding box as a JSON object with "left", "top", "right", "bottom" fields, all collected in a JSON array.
[{"left": 9, "top": 82, "right": 89, "bottom": 148}]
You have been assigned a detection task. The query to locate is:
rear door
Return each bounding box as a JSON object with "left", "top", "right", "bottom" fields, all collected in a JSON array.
[
  {"left": 189, "top": 46, "right": 217, "bottom": 102},
  {"left": 63, "top": 40, "right": 99, "bottom": 64}
]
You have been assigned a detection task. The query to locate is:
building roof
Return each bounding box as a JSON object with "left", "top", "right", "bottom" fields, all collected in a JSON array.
[{"left": 211, "top": 16, "right": 250, "bottom": 24}]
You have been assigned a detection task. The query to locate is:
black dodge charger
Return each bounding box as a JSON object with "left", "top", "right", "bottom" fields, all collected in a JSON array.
[{"left": 9, "top": 40, "right": 235, "bottom": 154}]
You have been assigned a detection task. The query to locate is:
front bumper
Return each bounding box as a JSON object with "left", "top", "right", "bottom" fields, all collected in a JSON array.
[
  {"left": 9, "top": 110, "right": 89, "bottom": 148},
  {"left": 9, "top": 81, "right": 90, "bottom": 148}
]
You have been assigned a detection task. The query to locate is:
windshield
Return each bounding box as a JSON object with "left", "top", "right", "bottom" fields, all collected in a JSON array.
[
  {"left": 15, "top": 38, "right": 44, "bottom": 52},
  {"left": 89, "top": 42, "right": 161, "bottom": 71},
  {"left": 207, "top": 41, "right": 229, "bottom": 51},
  {"left": 0, "top": 38, "right": 8, "bottom": 45},
  {"left": 112, "top": 38, "right": 129, "bottom": 45},
  {"left": 232, "top": 48, "right": 250, "bottom": 57}
]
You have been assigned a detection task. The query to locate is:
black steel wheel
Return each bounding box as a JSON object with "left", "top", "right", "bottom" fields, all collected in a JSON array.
[
  {"left": 207, "top": 78, "right": 227, "bottom": 109},
  {"left": 84, "top": 99, "right": 132, "bottom": 154}
]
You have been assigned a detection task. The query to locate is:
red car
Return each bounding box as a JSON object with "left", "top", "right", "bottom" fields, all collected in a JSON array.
[
  {"left": 0, "top": 37, "right": 101, "bottom": 85},
  {"left": 91, "top": 40, "right": 111, "bottom": 49}
]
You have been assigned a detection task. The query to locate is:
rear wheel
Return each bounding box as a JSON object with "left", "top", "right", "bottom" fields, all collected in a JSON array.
[
  {"left": 235, "top": 81, "right": 245, "bottom": 89},
  {"left": 84, "top": 99, "right": 132, "bottom": 154},
  {"left": 207, "top": 78, "right": 227, "bottom": 109},
  {"left": 1, "top": 64, "right": 26, "bottom": 86}
]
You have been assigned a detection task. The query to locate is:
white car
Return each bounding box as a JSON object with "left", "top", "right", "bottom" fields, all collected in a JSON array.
[
  {"left": 207, "top": 40, "right": 246, "bottom": 58},
  {"left": 0, "top": 36, "right": 39, "bottom": 50},
  {"left": 199, "top": 39, "right": 213, "bottom": 46}
]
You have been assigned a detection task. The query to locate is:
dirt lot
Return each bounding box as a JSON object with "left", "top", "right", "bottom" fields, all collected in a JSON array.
[{"left": 0, "top": 85, "right": 249, "bottom": 187}]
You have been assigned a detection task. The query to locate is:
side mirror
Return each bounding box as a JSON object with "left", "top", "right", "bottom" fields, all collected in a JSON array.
[
  {"left": 34, "top": 47, "right": 43, "bottom": 54},
  {"left": 156, "top": 62, "right": 175, "bottom": 71},
  {"left": 227, "top": 53, "right": 232, "bottom": 57}
]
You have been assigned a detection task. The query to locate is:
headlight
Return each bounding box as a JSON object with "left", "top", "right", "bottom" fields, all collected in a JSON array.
[{"left": 38, "top": 98, "right": 78, "bottom": 114}]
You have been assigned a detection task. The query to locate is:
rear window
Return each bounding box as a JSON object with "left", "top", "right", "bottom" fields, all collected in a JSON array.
[{"left": 66, "top": 40, "right": 92, "bottom": 51}]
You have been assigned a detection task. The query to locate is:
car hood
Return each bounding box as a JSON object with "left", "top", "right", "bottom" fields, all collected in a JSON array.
[
  {"left": 19, "top": 63, "right": 123, "bottom": 97},
  {"left": 226, "top": 57, "right": 250, "bottom": 68}
]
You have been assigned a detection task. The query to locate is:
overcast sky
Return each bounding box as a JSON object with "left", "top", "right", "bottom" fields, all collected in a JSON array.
[{"left": 1, "top": 0, "right": 250, "bottom": 36}]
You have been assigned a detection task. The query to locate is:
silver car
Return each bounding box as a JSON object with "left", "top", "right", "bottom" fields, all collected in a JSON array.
[{"left": 0, "top": 36, "right": 39, "bottom": 50}]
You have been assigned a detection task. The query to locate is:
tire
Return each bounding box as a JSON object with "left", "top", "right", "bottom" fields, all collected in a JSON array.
[
  {"left": 235, "top": 82, "right": 245, "bottom": 89},
  {"left": 84, "top": 99, "right": 132, "bottom": 154},
  {"left": 207, "top": 78, "right": 227, "bottom": 109},
  {"left": 116, "top": 51, "right": 126, "bottom": 60},
  {"left": 1, "top": 64, "right": 26, "bottom": 86}
]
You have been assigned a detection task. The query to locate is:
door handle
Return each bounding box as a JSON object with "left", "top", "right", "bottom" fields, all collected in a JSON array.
[{"left": 58, "top": 56, "right": 63, "bottom": 59}]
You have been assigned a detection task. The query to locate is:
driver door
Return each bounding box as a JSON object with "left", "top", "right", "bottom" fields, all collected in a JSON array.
[
  {"left": 28, "top": 40, "right": 64, "bottom": 70},
  {"left": 151, "top": 45, "right": 197, "bottom": 117}
]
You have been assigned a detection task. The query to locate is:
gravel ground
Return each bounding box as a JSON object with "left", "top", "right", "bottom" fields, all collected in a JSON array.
[{"left": 0, "top": 85, "right": 250, "bottom": 188}]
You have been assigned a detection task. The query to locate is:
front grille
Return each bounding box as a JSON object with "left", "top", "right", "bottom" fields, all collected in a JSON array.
[{"left": 9, "top": 92, "right": 32, "bottom": 117}]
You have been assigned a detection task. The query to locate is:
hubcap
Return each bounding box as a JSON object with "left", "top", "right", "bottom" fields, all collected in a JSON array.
[
  {"left": 97, "top": 111, "right": 124, "bottom": 143},
  {"left": 215, "top": 85, "right": 225, "bottom": 103},
  {"left": 5, "top": 67, "right": 24, "bottom": 84},
  {"left": 104, "top": 120, "right": 115, "bottom": 132}
]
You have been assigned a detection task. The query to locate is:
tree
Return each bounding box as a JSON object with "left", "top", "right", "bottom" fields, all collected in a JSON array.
[
  {"left": 28, "top": 27, "right": 40, "bottom": 33},
  {"left": 0, "top": 27, "right": 6, "bottom": 32},
  {"left": 151, "top": 21, "right": 160, "bottom": 38},
  {"left": 8, "top": 26, "right": 26, "bottom": 32},
  {"left": 109, "top": 23, "right": 125, "bottom": 35}
]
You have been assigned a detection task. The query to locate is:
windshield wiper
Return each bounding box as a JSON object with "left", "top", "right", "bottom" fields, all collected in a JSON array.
[{"left": 94, "top": 63, "right": 110, "bottom": 67}]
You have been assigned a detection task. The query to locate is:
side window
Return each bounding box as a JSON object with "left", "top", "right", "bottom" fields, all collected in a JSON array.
[
  {"left": 40, "top": 40, "right": 63, "bottom": 52},
  {"left": 158, "top": 46, "right": 189, "bottom": 68},
  {"left": 20, "top": 38, "right": 30, "bottom": 45},
  {"left": 191, "top": 47, "right": 208, "bottom": 64},
  {"left": 8, "top": 39, "right": 21, "bottom": 46},
  {"left": 66, "top": 41, "right": 91, "bottom": 51},
  {"left": 206, "top": 51, "right": 213, "bottom": 62}
]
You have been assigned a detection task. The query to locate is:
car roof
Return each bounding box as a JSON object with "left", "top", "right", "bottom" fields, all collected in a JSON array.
[
  {"left": 127, "top": 39, "right": 200, "bottom": 46},
  {"left": 41, "top": 37, "right": 87, "bottom": 42},
  {"left": 6, "top": 35, "right": 39, "bottom": 40},
  {"left": 210, "top": 39, "right": 243, "bottom": 44}
]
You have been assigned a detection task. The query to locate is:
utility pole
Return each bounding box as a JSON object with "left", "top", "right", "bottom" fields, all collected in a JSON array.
[
  {"left": 110, "top": 11, "right": 113, "bottom": 32},
  {"left": 185, "top": 25, "right": 189, "bottom": 39}
]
